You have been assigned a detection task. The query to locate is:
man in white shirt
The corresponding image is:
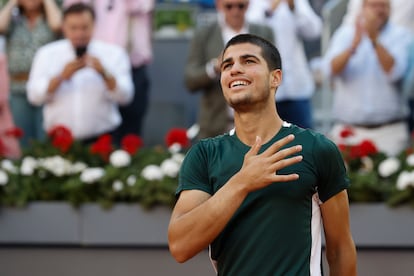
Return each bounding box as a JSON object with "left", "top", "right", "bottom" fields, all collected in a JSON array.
[
  {"left": 27, "top": 3, "right": 133, "bottom": 143},
  {"left": 322, "top": 0, "right": 411, "bottom": 156},
  {"left": 247, "top": 0, "right": 322, "bottom": 129}
]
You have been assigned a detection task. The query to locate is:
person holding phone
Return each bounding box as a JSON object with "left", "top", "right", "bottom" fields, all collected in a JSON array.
[{"left": 26, "top": 3, "right": 133, "bottom": 144}]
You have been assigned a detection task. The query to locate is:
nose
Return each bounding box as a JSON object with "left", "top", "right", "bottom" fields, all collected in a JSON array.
[{"left": 230, "top": 61, "right": 244, "bottom": 75}]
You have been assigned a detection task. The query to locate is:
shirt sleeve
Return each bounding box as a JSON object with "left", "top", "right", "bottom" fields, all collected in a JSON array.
[
  {"left": 313, "top": 133, "right": 350, "bottom": 203},
  {"left": 26, "top": 46, "right": 54, "bottom": 106},
  {"left": 103, "top": 45, "right": 134, "bottom": 105},
  {"left": 177, "top": 140, "right": 213, "bottom": 197}
]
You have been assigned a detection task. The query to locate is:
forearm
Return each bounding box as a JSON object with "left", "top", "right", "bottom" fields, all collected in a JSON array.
[
  {"left": 326, "top": 240, "right": 357, "bottom": 276},
  {"left": 0, "top": 0, "right": 17, "bottom": 33},
  {"left": 168, "top": 173, "right": 249, "bottom": 262},
  {"left": 43, "top": 0, "right": 62, "bottom": 32},
  {"left": 46, "top": 74, "right": 64, "bottom": 95},
  {"left": 330, "top": 48, "right": 354, "bottom": 75},
  {"left": 373, "top": 39, "right": 394, "bottom": 73}
]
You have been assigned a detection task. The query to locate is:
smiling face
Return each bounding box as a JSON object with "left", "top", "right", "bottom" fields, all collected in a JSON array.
[{"left": 220, "top": 42, "right": 281, "bottom": 111}]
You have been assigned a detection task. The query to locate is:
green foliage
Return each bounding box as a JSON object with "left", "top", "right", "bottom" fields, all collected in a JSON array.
[{"left": 0, "top": 141, "right": 179, "bottom": 210}]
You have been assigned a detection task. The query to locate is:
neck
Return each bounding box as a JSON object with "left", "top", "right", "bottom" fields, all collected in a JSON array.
[{"left": 233, "top": 107, "right": 283, "bottom": 146}]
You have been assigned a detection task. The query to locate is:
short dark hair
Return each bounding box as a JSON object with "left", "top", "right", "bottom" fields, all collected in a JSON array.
[
  {"left": 223, "top": 34, "right": 282, "bottom": 70},
  {"left": 63, "top": 3, "right": 95, "bottom": 21}
]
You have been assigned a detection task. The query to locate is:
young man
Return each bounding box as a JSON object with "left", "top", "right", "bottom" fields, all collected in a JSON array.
[
  {"left": 26, "top": 3, "right": 133, "bottom": 143},
  {"left": 169, "top": 34, "right": 357, "bottom": 275}
]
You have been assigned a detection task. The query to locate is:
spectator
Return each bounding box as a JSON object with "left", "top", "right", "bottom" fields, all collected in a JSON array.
[
  {"left": 184, "top": 0, "right": 274, "bottom": 139},
  {"left": 247, "top": 0, "right": 323, "bottom": 129},
  {"left": 322, "top": 0, "right": 412, "bottom": 156},
  {"left": 63, "top": 0, "right": 154, "bottom": 141},
  {"left": 26, "top": 3, "right": 133, "bottom": 144},
  {"left": 0, "top": 52, "right": 21, "bottom": 159},
  {"left": 0, "top": 0, "right": 62, "bottom": 148}
]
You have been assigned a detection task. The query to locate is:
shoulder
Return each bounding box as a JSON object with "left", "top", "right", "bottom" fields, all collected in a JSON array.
[
  {"left": 286, "top": 125, "right": 339, "bottom": 154},
  {"left": 193, "top": 21, "right": 220, "bottom": 39},
  {"left": 91, "top": 39, "right": 124, "bottom": 52},
  {"left": 35, "top": 39, "right": 68, "bottom": 56},
  {"left": 248, "top": 23, "right": 274, "bottom": 40}
]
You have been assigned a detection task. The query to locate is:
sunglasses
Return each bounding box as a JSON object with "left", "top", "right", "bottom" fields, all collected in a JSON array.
[{"left": 224, "top": 2, "right": 247, "bottom": 10}]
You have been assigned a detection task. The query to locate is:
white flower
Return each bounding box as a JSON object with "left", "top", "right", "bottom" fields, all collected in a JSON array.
[
  {"left": 406, "top": 154, "right": 414, "bottom": 167},
  {"left": 141, "top": 165, "right": 164, "bottom": 181},
  {"left": 70, "top": 162, "right": 87, "bottom": 174},
  {"left": 171, "top": 153, "right": 185, "bottom": 165},
  {"left": 20, "top": 156, "right": 38, "bottom": 176},
  {"left": 39, "top": 156, "right": 72, "bottom": 177},
  {"left": 168, "top": 143, "right": 182, "bottom": 154},
  {"left": 160, "top": 158, "right": 180, "bottom": 178},
  {"left": 80, "top": 167, "right": 105, "bottom": 184},
  {"left": 109, "top": 150, "right": 131, "bottom": 168},
  {"left": 396, "top": 171, "right": 414, "bottom": 190},
  {"left": 186, "top": 124, "right": 200, "bottom": 140},
  {"left": 0, "top": 170, "right": 8, "bottom": 186},
  {"left": 378, "top": 157, "right": 400, "bottom": 178},
  {"left": 126, "top": 175, "right": 137, "bottom": 186},
  {"left": 112, "top": 180, "right": 124, "bottom": 192},
  {"left": 1, "top": 159, "right": 18, "bottom": 174}
]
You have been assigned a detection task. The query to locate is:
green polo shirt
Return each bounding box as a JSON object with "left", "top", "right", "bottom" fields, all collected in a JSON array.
[{"left": 177, "top": 123, "right": 349, "bottom": 275}]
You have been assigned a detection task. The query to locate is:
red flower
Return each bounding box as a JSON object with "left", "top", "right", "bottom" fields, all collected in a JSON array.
[
  {"left": 47, "top": 125, "right": 74, "bottom": 153},
  {"left": 340, "top": 127, "right": 354, "bottom": 139},
  {"left": 121, "top": 134, "right": 143, "bottom": 155},
  {"left": 358, "top": 140, "right": 378, "bottom": 156},
  {"left": 4, "top": 127, "right": 24, "bottom": 138},
  {"left": 165, "top": 128, "right": 189, "bottom": 148},
  {"left": 90, "top": 134, "right": 113, "bottom": 161},
  {"left": 348, "top": 140, "right": 378, "bottom": 159}
]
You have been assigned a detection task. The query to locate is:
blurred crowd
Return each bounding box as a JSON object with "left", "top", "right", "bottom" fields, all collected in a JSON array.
[{"left": 0, "top": 0, "right": 413, "bottom": 159}]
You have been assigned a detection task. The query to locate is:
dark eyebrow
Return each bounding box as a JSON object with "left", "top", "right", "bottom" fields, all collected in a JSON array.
[{"left": 221, "top": 54, "right": 260, "bottom": 69}]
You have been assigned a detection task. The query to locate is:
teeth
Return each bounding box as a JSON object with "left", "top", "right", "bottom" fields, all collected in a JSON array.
[{"left": 230, "top": 80, "right": 248, "bottom": 88}]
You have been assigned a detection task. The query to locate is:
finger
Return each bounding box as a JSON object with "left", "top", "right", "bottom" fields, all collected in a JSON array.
[
  {"left": 271, "top": 155, "right": 303, "bottom": 173},
  {"left": 269, "top": 144, "right": 302, "bottom": 163},
  {"left": 245, "top": 136, "right": 262, "bottom": 158},
  {"left": 262, "top": 134, "right": 296, "bottom": 157}
]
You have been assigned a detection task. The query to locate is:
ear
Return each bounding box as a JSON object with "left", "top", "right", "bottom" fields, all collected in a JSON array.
[{"left": 270, "top": 69, "right": 282, "bottom": 90}]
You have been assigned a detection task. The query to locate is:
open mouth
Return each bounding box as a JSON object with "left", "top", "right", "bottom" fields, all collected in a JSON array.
[{"left": 229, "top": 80, "right": 250, "bottom": 88}]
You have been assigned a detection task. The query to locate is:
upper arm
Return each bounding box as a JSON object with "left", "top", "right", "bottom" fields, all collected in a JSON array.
[{"left": 321, "top": 190, "right": 353, "bottom": 248}]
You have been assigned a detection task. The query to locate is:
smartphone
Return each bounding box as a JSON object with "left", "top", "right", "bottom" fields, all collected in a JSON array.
[{"left": 75, "top": 45, "right": 88, "bottom": 58}]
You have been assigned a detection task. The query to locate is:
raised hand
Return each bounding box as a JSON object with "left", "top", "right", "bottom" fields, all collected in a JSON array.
[{"left": 237, "top": 134, "right": 302, "bottom": 193}]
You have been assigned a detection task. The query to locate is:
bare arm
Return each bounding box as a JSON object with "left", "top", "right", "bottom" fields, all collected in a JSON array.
[
  {"left": 168, "top": 134, "right": 303, "bottom": 262},
  {"left": 42, "top": 0, "right": 62, "bottom": 33},
  {"left": 46, "top": 58, "right": 85, "bottom": 95},
  {"left": 0, "top": 0, "right": 17, "bottom": 33},
  {"left": 370, "top": 37, "right": 394, "bottom": 73},
  {"left": 330, "top": 16, "right": 363, "bottom": 75},
  {"left": 321, "top": 190, "right": 357, "bottom": 276}
]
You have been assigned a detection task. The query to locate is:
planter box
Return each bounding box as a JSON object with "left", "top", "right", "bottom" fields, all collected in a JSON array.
[
  {"left": 349, "top": 203, "right": 414, "bottom": 248},
  {"left": 0, "top": 202, "right": 413, "bottom": 247},
  {"left": 0, "top": 202, "right": 171, "bottom": 246}
]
